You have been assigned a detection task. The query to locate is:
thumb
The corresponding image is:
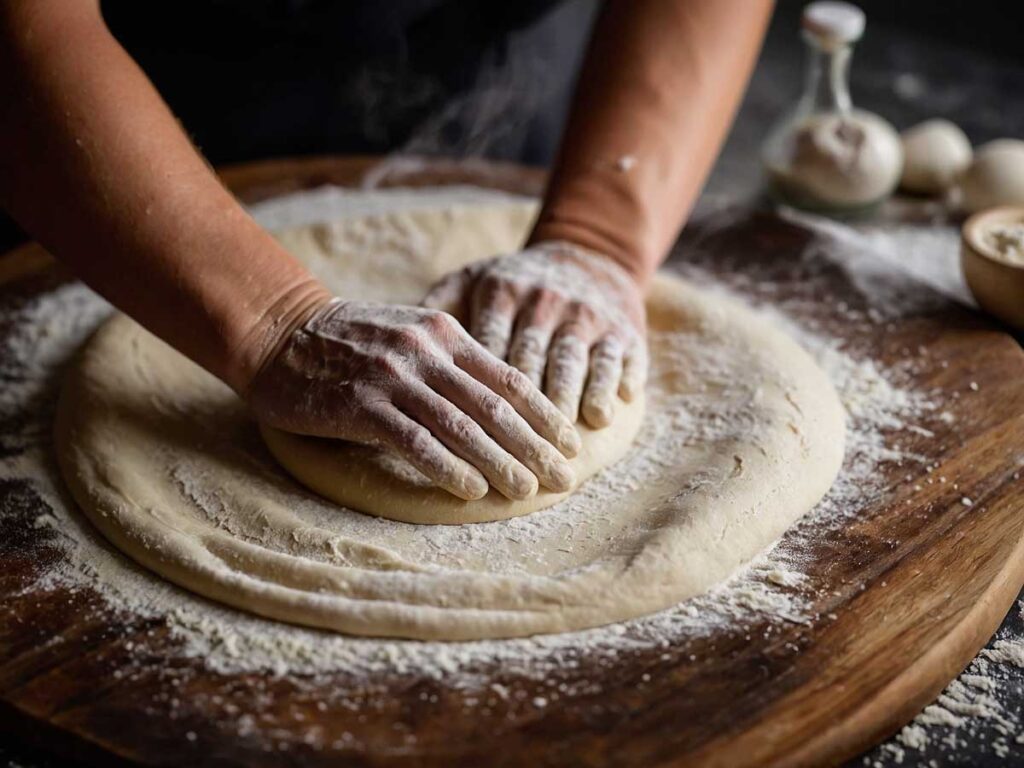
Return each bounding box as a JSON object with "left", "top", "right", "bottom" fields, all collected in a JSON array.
[{"left": 420, "top": 266, "right": 475, "bottom": 321}]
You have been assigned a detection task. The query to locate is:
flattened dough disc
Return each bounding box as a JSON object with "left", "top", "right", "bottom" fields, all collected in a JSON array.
[{"left": 261, "top": 397, "right": 644, "bottom": 525}]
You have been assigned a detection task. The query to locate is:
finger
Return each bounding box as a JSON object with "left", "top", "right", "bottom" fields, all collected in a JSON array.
[
  {"left": 422, "top": 268, "right": 473, "bottom": 319},
  {"left": 455, "top": 340, "right": 581, "bottom": 459},
  {"left": 365, "top": 404, "right": 489, "bottom": 501},
  {"left": 581, "top": 336, "right": 625, "bottom": 428},
  {"left": 428, "top": 365, "right": 575, "bottom": 494},
  {"left": 471, "top": 278, "right": 517, "bottom": 359},
  {"left": 619, "top": 342, "right": 649, "bottom": 401},
  {"left": 395, "top": 385, "right": 539, "bottom": 501},
  {"left": 544, "top": 330, "right": 592, "bottom": 423},
  {"left": 507, "top": 290, "right": 564, "bottom": 387}
]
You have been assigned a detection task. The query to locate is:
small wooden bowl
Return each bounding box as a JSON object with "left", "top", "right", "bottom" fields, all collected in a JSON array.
[{"left": 962, "top": 205, "right": 1024, "bottom": 331}]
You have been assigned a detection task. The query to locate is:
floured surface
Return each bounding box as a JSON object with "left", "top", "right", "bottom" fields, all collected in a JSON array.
[
  {"left": 6, "top": 177, "right": 1017, "bottom": 768},
  {"left": 0, "top": 188, "right": 944, "bottom": 681},
  {"left": 0, "top": 266, "right": 929, "bottom": 679},
  {"left": 0, "top": 239, "right": 942, "bottom": 682},
  {"left": 52, "top": 189, "right": 845, "bottom": 640}
]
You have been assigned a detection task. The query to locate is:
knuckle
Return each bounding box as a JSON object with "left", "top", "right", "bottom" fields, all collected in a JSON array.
[
  {"left": 552, "top": 331, "right": 586, "bottom": 358},
  {"left": 551, "top": 357, "right": 586, "bottom": 386},
  {"left": 501, "top": 366, "right": 532, "bottom": 396},
  {"left": 480, "top": 391, "right": 510, "bottom": 421},
  {"left": 369, "top": 353, "right": 402, "bottom": 379},
  {"left": 594, "top": 338, "right": 622, "bottom": 362},
  {"left": 401, "top": 423, "right": 432, "bottom": 454},
  {"left": 418, "top": 310, "right": 457, "bottom": 334},
  {"left": 391, "top": 326, "right": 426, "bottom": 350},
  {"left": 511, "top": 332, "right": 543, "bottom": 359},
  {"left": 568, "top": 301, "right": 599, "bottom": 326},
  {"left": 449, "top": 414, "right": 478, "bottom": 444},
  {"left": 361, "top": 405, "right": 396, "bottom": 441},
  {"left": 476, "top": 307, "right": 510, "bottom": 329}
]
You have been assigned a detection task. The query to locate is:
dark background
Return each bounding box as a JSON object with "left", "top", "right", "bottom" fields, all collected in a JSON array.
[
  {"left": 2, "top": 0, "right": 1024, "bottom": 252},
  {"left": 2, "top": 1, "right": 1024, "bottom": 766}
]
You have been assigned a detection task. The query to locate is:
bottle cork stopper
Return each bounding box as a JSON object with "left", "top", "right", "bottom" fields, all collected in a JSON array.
[{"left": 802, "top": 2, "right": 865, "bottom": 47}]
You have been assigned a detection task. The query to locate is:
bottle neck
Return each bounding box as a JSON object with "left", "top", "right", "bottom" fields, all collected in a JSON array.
[{"left": 798, "top": 36, "right": 853, "bottom": 115}]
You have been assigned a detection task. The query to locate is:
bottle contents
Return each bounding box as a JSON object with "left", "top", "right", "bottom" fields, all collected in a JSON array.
[{"left": 767, "top": 111, "right": 902, "bottom": 209}]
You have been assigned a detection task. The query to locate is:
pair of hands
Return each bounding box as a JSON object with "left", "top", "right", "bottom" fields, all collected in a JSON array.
[{"left": 248, "top": 242, "right": 648, "bottom": 501}]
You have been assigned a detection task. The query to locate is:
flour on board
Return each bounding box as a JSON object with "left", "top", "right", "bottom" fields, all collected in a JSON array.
[{"left": 2, "top": 187, "right": 998, "bottom": 744}]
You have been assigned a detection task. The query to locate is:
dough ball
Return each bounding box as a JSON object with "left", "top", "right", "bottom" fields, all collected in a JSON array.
[
  {"left": 961, "top": 139, "right": 1024, "bottom": 214},
  {"left": 899, "top": 119, "right": 972, "bottom": 195}
]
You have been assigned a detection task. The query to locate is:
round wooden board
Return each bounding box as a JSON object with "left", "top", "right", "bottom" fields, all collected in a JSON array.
[{"left": 1, "top": 156, "right": 1023, "bottom": 767}]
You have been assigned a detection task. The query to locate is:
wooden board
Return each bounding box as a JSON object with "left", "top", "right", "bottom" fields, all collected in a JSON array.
[{"left": 1, "top": 156, "right": 1023, "bottom": 767}]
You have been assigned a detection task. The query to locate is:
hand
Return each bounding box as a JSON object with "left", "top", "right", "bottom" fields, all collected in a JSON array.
[
  {"left": 423, "top": 242, "right": 648, "bottom": 428},
  {"left": 247, "top": 299, "right": 582, "bottom": 502}
]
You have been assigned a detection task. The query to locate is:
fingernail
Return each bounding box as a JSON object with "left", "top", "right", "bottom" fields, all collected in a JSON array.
[
  {"left": 583, "top": 399, "right": 613, "bottom": 428},
  {"left": 544, "top": 457, "right": 576, "bottom": 493},
  {"left": 508, "top": 468, "right": 539, "bottom": 499},
  {"left": 559, "top": 425, "right": 582, "bottom": 457},
  {"left": 463, "top": 472, "right": 489, "bottom": 500}
]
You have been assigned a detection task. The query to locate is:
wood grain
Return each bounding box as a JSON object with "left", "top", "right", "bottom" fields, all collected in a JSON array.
[{"left": 1, "top": 156, "right": 1022, "bottom": 767}]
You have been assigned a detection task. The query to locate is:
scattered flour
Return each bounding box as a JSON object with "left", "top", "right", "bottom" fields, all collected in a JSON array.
[
  {"left": 985, "top": 639, "right": 1024, "bottom": 669},
  {"left": 2, "top": 277, "right": 838, "bottom": 681},
  {"left": 875, "top": 649, "right": 1024, "bottom": 766},
  {"left": 778, "top": 202, "right": 970, "bottom": 306}
]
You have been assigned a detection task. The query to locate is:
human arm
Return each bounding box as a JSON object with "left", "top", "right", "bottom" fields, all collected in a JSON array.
[
  {"left": 425, "top": 0, "right": 772, "bottom": 425},
  {"left": 0, "top": 0, "right": 579, "bottom": 500}
]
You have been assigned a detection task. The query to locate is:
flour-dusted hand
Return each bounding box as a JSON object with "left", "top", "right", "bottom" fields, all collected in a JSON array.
[
  {"left": 246, "top": 300, "right": 581, "bottom": 501},
  {"left": 423, "top": 242, "right": 648, "bottom": 428}
]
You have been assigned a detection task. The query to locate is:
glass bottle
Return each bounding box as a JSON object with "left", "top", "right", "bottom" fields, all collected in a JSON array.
[{"left": 762, "top": 2, "right": 902, "bottom": 213}]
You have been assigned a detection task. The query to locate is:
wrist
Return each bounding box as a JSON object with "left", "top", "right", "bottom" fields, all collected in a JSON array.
[
  {"left": 526, "top": 227, "right": 653, "bottom": 288},
  {"left": 226, "top": 278, "right": 333, "bottom": 398},
  {"left": 527, "top": 222, "right": 653, "bottom": 288}
]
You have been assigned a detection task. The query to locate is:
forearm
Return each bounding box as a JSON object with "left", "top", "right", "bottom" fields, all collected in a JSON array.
[
  {"left": 0, "top": 0, "right": 327, "bottom": 393},
  {"left": 529, "top": 0, "right": 772, "bottom": 284}
]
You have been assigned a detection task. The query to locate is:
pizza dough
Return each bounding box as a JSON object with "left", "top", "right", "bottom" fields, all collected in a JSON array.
[{"left": 55, "top": 188, "right": 846, "bottom": 641}]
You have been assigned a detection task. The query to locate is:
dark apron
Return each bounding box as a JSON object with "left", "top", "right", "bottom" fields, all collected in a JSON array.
[
  {"left": 0, "top": 0, "right": 595, "bottom": 251},
  {"left": 100, "top": 0, "right": 595, "bottom": 164}
]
